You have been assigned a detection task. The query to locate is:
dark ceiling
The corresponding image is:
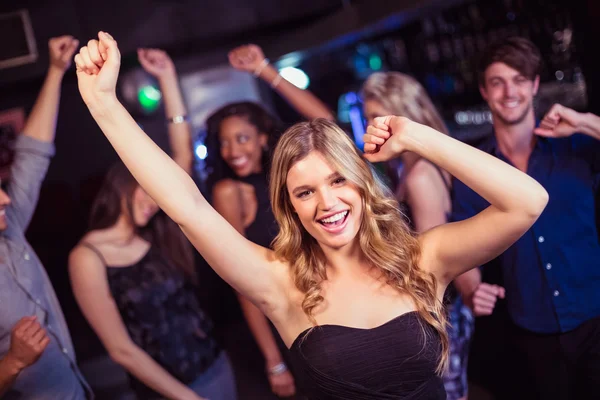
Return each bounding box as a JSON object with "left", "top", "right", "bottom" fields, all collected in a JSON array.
[{"left": 0, "top": 0, "right": 468, "bottom": 87}]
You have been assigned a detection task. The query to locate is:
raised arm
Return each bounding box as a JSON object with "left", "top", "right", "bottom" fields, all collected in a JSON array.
[
  {"left": 68, "top": 247, "right": 204, "bottom": 400},
  {"left": 229, "top": 44, "right": 334, "bottom": 121},
  {"left": 534, "top": 103, "right": 600, "bottom": 140},
  {"left": 364, "top": 116, "right": 548, "bottom": 286},
  {"left": 138, "top": 49, "right": 193, "bottom": 174},
  {"left": 8, "top": 36, "right": 78, "bottom": 231},
  {"left": 74, "top": 32, "right": 288, "bottom": 314},
  {"left": 212, "top": 180, "right": 296, "bottom": 398},
  {"left": 450, "top": 182, "right": 505, "bottom": 316},
  {"left": 23, "top": 36, "right": 79, "bottom": 143}
]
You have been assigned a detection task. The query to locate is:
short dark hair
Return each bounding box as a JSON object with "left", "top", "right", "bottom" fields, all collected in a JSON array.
[{"left": 477, "top": 37, "right": 542, "bottom": 85}]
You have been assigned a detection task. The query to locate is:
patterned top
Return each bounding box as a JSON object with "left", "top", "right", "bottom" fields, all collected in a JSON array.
[{"left": 83, "top": 243, "right": 221, "bottom": 399}]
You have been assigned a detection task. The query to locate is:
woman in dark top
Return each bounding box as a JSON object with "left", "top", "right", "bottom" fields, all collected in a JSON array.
[
  {"left": 69, "top": 46, "right": 236, "bottom": 399},
  {"left": 74, "top": 32, "right": 548, "bottom": 399},
  {"left": 290, "top": 312, "right": 444, "bottom": 399},
  {"left": 69, "top": 164, "right": 236, "bottom": 400},
  {"left": 361, "top": 72, "right": 475, "bottom": 400},
  {"left": 207, "top": 44, "right": 333, "bottom": 398}
]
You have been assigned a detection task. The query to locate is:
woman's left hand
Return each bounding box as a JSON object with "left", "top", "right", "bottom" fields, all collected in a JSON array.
[
  {"left": 363, "top": 116, "right": 413, "bottom": 163},
  {"left": 137, "top": 48, "right": 176, "bottom": 80},
  {"left": 268, "top": 368, "right": 296, "bottom": 398}
]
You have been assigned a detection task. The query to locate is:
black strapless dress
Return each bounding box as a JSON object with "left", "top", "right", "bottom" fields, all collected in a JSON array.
[{"left": 289, "top": 311, "right": 446, "bottom": 399}]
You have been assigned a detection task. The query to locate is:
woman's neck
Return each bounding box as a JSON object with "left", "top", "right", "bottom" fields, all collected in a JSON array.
[
  {"left": 107, "top": 214, "right": 137, "bottom": 243},
  {"left": 321, "top": 239, "right": 371, "bottom": 279}
]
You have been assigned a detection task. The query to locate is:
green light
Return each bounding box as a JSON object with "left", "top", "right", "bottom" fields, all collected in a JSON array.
[
  {"left": 369, "top": 54, "right": 382, "bottom": 70},
  {"left": 138, "top": 85, "right": 162, "bottom": 113}
]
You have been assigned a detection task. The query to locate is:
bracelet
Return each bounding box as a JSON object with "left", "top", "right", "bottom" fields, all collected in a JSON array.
[
  {"left": 167, "top": 115, "right": 189, "bottom": 124},
  {"left": 253, "top": 58, "right": 269, "bottom": 77},
  {"left": 267, "top": 362, "right": 288, "bottom": 376},
  {"left": 270, "top": 74, "right": 283, "bottom": 89}
]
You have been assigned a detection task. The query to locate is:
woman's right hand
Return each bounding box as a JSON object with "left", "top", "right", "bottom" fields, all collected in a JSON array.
[
  {"left": 228, "top": 44, "right": 267, "bottom": 74},
  {"left": 74, "top": 31, "right": 121, "bottom": 109}
]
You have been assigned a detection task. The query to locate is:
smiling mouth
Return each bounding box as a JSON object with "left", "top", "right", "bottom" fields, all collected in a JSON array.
[
  {"left": 317, "top": 210, "right": 349, "bottom": 227},
  {"left": 501, "top": 100, "right": 520, "bottom": 109},
  {"left": 230, "top": 156, "right": 249, "bottom": 168}
]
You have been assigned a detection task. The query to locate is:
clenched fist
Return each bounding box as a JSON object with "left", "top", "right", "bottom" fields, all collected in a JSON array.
[
  {"left": 5, "top": 316, "right": 50, "bottom": 372},
  {"left": 363, "top": 116, "right": 416, "bottom": 163},
  {"left": 74, "top": 31, "right": 121, "bottom": 108},
  {"left": 464, "top": 283, "right": 505, "bottom": 316},
  {"left": 48, "top": 36, "right": 79, "bottom": 73},
  {"left": 228, "top": 44, "right": 267, "bottom": 75},
  {"left": 138, "top": 48, "right": 176, "bottom": 81}
]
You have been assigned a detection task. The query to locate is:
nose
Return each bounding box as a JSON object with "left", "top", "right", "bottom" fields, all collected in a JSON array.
[
  {"left": 504, "top": 82, "right": 517, "bottom": 98},
  {"left": 145, "top": 195, "right": 158, "bottom": 211},
  {"left": 0, "top": 188, "right": 11, "bottom": 206},
  {"left": 228, "top": 141, "right": 244, "bottom": 158},
  {"left": 317, "top": 187, "right": 338, "bottom": 211}
]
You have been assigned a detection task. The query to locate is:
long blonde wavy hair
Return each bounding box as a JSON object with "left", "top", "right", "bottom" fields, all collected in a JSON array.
[
  {"left": 269, "top": 119, "right": 449, "bottom": 373},
  {"left": 361, "top": 72, "right": 450, "bottom": 135}
]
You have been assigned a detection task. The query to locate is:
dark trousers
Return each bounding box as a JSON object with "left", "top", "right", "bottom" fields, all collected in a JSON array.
[{"left": 512, "top": 314, "right": 600, "bottom": 400}]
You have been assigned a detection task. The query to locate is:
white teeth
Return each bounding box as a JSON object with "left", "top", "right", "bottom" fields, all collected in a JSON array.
[
  {"left": 0, "top": 209, "right": 5, "bottom": 216},
  {"left": 320, "top": 211, "right": 348, "bottom": 224},
  {"left": 231, "top": 157, "right": 248, "bottom": 167},
  {"left": 503, "top": 101, "right": 519, "bottom": 108}
]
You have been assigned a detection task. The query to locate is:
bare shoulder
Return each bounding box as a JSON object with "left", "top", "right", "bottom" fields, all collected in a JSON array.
[
  {"left": 69, "top": 231, "right": 107, "bottom": 268},
  {"left": 406, "top": 160, "right": 439, "bottom": 186},
  {"left": 212, "top": 178, "right": 241, "bottom": 199},
  {"left": 405, "top": 161, "right": 450, "bottom": 201}
]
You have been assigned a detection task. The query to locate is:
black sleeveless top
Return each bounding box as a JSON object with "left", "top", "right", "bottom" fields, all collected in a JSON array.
[
  {"left": 239, "top": 172, "right": 278, "bottom": 247},
  {"left": 289, "top": 311, "right": 446, "bottom": 399},
  {"left": 82, "top": 243, "right": 221, "bottom": 399}
]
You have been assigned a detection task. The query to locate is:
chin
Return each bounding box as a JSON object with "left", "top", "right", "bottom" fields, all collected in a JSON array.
[
  {"left": 234, "top": 168, "right": 253, "bottom": 178},
  {"left": 315, "top": 226, "right": 361, "bottom": 251},
  {"left": 134, "top": 218, "right": 150, "bottom": 228},
  {"left": 323, "top": 237, "right": 356, "bottom": 250},
  {"left": 494, "top": 104, "right": 531, "bottom": 125}
]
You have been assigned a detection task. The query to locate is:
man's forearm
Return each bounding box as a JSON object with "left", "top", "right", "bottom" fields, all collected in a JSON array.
[
  {"left": 0, "top": 355, "right": 23, "bottom": 397},
  {"left": 22, "top": 67, "right": 65, "bottom": 144},
  {"left": 579, "top": 112, "right": 600, "bottom": 140}
]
